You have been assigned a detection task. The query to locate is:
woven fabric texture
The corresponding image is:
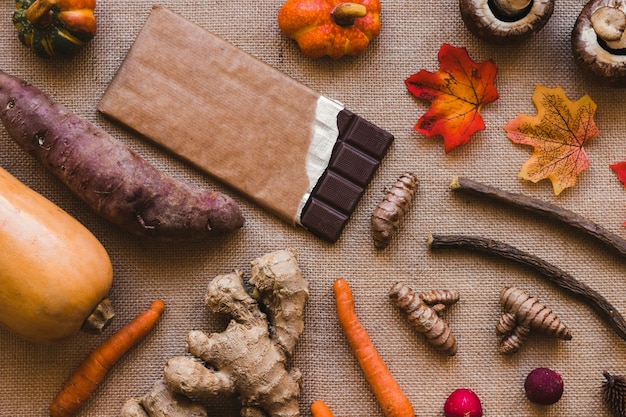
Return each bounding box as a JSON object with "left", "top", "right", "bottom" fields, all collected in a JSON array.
[{"left": 1, "top": 0, "right": 626, "bottom": 416}]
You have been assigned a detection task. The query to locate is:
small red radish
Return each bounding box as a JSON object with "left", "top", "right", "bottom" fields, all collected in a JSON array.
[
  {"left": 444, "top": 388, "right": 483, "bottom": 417},
  {"left": 524, "top": 367, "right": 564, "bottom": 405}
]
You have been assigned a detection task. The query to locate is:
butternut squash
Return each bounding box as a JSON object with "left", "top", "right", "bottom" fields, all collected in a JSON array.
[{"left": 0, "top": 165, "right": 113, "bottom": 344}]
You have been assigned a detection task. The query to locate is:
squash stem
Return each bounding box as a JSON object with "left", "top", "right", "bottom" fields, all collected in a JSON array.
[
  {"left": 25, "top": 0, "right": 59, "bottom": 28},
  {"left": 81, "top": 298, "right": 116, "bottom": 334},
  {"left": 331, "top": 2, "right": 367, "bottom": 26}
]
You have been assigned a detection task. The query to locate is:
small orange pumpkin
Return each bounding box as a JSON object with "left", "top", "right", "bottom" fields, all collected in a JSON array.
[{"left": 278, "top": 0, "right": 381, "bottom": 59}]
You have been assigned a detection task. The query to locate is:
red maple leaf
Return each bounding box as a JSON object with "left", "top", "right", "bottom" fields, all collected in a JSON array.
[
  {"left": 405, "top": 43, "right": 499, "bottom": 153},
  {"left": 610, "top": 162, "right": 626, "bottom": 225},
  {"left": 611, "top": 162, "right": 626, "bottom": 187}
]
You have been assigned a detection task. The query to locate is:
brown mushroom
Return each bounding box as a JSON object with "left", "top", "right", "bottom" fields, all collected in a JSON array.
[
  {"left": 572, "top": 0, "right": 626, "bottom": 87},
  {"left": 459, "top": 0, "right": 555, "bottom": 43}
]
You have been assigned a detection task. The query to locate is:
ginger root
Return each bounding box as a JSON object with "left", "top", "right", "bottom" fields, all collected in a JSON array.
[
  {"left": 496, "top": 287, "right": 572, "bottom": 354},
  {"left": 389, "top": 282, "right": 459, "bottom": 356},
  {"left": 371, "top": 172, "right": 418, "bottom": 249},
  {"left": 120, "top": 379, "right": 208, "bottom": 417},
  {"left": 162, "top": 248, "right": 309, "bottom": 417}
]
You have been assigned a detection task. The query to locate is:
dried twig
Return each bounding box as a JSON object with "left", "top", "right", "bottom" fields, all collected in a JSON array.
[
  {"left": 450, "top": 176, "right": 626, "bottom": 258},
  {"left": 427, "top": 234, "right": 626, "bottom": 342}
]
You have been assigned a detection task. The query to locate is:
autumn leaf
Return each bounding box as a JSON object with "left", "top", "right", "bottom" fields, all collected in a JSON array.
[
  {"left": 405, "top": 43, "right": 499, "bottom": 153},
  {"left": 611, "top": 162, "right": 626, "bottom": 187},
  {"left": 505, "top": 85, "right": 599, "bottom": 196},
  {"left": 610, "top": 162, "right": 626, "bottom": 225}
]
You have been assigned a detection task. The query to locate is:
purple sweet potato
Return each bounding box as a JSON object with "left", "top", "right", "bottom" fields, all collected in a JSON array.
[{"left": 0, "top": 70, "right": 244, "bottom": 241}]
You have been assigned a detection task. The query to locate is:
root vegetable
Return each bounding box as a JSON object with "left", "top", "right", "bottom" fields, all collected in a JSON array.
[
  {"left": 333, "top": 278, "right": 415, "bottom": 417},
  {"left": 50, "top": 299, "right": 165, "bottom": 417},
  {"left": 310, "top": 400, "right": 335, "bottom": 417},
  {"left": 389, "top": 283, "right": 459, "bottom": 356},
  {"left": 163, "top": 249, "right": 309, "bottom": 417},
  {"left": 249, "top": 248, "right": 310, "bottom": 356},
  {"left": 0, "top": 70, "right": 244, "bottom": 242},
  {"left": 0, "top": 164, "right": 113, "bottom": 343},
  {"left": 524, "top": 367, "right": 564, "bottom": 405},
  {"left": 498, "top": 287, "right": 571, "bottom": 354},
  {"left": 371, "top": 172, "right": 419, "bottom": 249},
  {"left": 120, "top": 379, "right": 208, "bottom": 417},
  {"left": 443, "top": 388, "right": 483, "bottom": 417}
]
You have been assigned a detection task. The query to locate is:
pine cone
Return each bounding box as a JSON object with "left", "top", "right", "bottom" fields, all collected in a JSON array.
[{"left": 603, "top": 371, "right": 626, "bottom": 417}]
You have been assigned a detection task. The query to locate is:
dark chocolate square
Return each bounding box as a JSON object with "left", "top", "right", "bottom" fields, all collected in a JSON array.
[
  {"left": 343, "top": 117, "right": 394, "bottom": 158},
  {"left": 314, "top": 171, "right": 364, "bottom": 213},
  {"left": 300, "top": 199, "right": 349, "bottom": 243},
  {"left": 328, "top": 143, "right": 379, "bottom": 187}
]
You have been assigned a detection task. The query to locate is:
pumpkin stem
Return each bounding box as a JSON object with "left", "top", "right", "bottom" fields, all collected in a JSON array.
[
  {"left": 331, "top": 2, "right": 367, "bottom": 26},
  {"left": 25, "top": 0, "right": 59, "bottom": 28}
]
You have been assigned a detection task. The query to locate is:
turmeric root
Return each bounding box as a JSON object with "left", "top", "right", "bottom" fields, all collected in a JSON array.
[
  {"left": 161, "top": 248, "right": 310, "bottom": 417},
  {"left": 389, "top": 283, "right": 459, "bottom": 356},
  {"left": 497, "top": 287, "right": 572, "bottom": 354},
  {"left": 371, "top": 172, "right": 419, "bottom": 249}
]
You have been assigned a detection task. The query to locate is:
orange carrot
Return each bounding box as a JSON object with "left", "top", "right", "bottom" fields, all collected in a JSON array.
[
  {"left": 49, "top": 299, "right": 165, "bottom": 417},
  {"left": 333, "top": 278, "right": 415, "bottom": 417},
  {"left": 311, "top": 399, "right": 335, "bottom": 417}
]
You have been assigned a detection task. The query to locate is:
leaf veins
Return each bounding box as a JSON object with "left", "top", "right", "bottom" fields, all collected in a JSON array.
[
  {"left": 405, "top": 43, "right": 499, "bottom": 153},
  {"left": 505, "top": 85, "right": 599, "bottom": 196}
]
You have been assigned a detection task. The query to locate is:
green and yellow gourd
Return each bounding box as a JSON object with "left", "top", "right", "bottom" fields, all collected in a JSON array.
[{"left": 13, "top": 0, "right": 97, "bottom": 57}]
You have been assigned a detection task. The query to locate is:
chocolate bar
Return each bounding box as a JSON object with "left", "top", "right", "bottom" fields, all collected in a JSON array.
[
  {"left": 301, "top": 110, "right": 393, "bottom": 241},
  {"left": 98, "top": 6, "right": 393, "bottom": 242}
]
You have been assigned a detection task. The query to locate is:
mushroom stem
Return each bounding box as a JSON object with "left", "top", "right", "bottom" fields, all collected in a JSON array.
[
  {"left": 591, "top": 6, "right": 626, "bottom": 49},
  {"left": 25, "top": 0, "right": 59, "bottom": 28},
  {"left": 489, "top": 0, "right": 532, "bottom": 19},
  {"left": 331, "top": 3, "right": 367, "bottom": 26}
]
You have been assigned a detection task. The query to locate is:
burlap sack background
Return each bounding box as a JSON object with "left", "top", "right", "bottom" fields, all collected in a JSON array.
[{"left": 1, "top": 0, "right": 626, "bottom": 415}]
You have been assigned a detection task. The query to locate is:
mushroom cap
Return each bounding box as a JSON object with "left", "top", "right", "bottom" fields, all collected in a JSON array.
[
  {"left": 459, "top": 0, "right": 555, "bottom": 43},
  {"left": 572, "top": 0, "right": 626, "bottom": 88}
]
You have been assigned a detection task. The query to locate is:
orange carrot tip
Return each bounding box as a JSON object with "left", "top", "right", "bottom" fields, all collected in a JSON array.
[
  {"left": 49, "top": 299, "right": 165, "bottom": 417},
  {"left": 311, "top": 399, "right": 335, "bottom": 417}
]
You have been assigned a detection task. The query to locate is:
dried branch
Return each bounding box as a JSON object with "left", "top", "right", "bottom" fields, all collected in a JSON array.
[
  {"left": 427, "top": 234, "right": 626, "bottom": 342},
  {"left": 450, "top": 176, "right": 626, "bottom": 258}
]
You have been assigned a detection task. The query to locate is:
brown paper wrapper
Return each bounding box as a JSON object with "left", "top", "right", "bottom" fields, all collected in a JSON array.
[{"left": 98, "top": 5, "right": 324, "bottom": 224}]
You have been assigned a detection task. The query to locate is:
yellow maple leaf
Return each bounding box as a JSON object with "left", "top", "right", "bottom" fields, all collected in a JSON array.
[{"left": 505, "top": 85, "right": 599, "bottom": 195}]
